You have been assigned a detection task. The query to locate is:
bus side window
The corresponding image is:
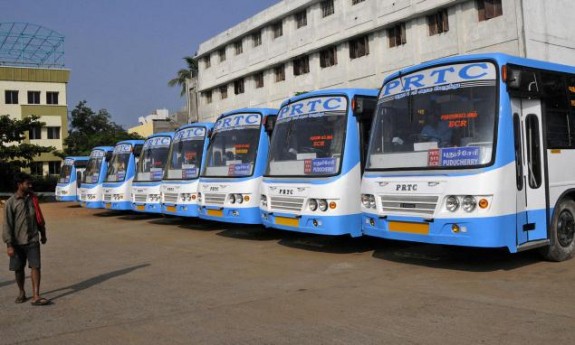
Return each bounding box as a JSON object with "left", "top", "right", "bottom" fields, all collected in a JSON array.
[{"left": 525, "top": 114, "right": 542, "bottom": 189}]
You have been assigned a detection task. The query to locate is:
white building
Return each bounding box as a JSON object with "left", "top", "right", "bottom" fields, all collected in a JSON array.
[
  {"left": 0, "top": 66, "right": 70, "bottom": 175},
  {"left": 194, "top": 0, "right": 575, "bottom": 121}
]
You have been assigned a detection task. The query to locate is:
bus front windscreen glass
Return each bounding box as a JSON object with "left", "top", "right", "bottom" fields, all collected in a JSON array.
[
  {"left": 203, "top": 113, "right": 261, "bottom": 177},
  {"left": 58, "top": 158, "right": 74, "bottom": 183},
  {"left": 367, "top": 62, "right": 498, "bottom": 170},
  {"left": 136, "top": 136, "right": 172, "bottom": 182},
  {"left": 83, "top": 150, "right": 106, "bottom": 184},
  {"left": 105, "top": 144, "right": 132, "bottom": 182},
  {"left": 267, "top": 96, "right": 347, "bottom": 176},
  {"left": 165, "top": 127, "right": 207, "bottom": 180}
]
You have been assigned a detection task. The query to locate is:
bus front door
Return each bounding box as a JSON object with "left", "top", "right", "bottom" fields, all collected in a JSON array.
[{"left": 511, "top": 98, "right": 548, "bottom": 248}]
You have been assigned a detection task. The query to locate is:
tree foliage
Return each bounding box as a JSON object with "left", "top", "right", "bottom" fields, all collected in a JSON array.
[
  {"left": 58, "top": 101, "right": 143, "bottom": 157},
  {"left": 0, "top": 114, "right": 55, "bottom": 166},
  {"left": 0, "top": 114, "right": 55, "bottom": 191},
  {"left": 168, "top": 56, "right": 197, "bottom": 96}
]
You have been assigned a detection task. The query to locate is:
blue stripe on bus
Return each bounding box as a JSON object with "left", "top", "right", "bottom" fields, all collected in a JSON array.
[
  {"left": 198, "top": 206, "right": 262, "bottom": 224},
  {"left": 262, "top": 212, "right": 362, "bottom": 237}
]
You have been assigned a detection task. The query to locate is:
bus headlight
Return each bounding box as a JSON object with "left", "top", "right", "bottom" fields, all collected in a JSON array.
[
  {"left": 462, "top": 196, "right": 477, "bottom": 213},
  {"left": 309, "top": 199, "right": 318, "bottom": 211},
  {"left": 229, "top": 194, "right": 236, "bottom": 204},
  {"left": 261, "top": 195, "right": 267, "bottom": 207},
  {"left": 361, "top": 194, "right": 376, "bottom": 209},
  {"left": 318, "top": 199, "right": 328, "bottom": 212},
  {"left": 198, "top": 192, "right": 202, "bottom": 202},
  {"left": 445, "top": 196, "right": 460, "bottom": 212},
  {"left": 235, "top": 194, "right": 244, "bottom": 204}
]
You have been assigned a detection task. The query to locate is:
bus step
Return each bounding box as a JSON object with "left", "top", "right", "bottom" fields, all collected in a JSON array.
[{"left": 516, "top": 239, "right": 550, "bottom": 252}]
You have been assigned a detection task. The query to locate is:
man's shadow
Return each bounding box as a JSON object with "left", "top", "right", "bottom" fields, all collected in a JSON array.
[{"left": 43, "top": 263, "right": 150, "bottom": 301}]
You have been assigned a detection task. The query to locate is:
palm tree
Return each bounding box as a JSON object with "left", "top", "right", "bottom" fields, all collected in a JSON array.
[{"left": 168, "top": 56, "right": 198, "bottom": 96}]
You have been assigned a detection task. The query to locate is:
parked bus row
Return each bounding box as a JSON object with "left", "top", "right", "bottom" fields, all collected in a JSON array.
[{"left": 55, "top": 53, "right": 575, "bottom": 261}]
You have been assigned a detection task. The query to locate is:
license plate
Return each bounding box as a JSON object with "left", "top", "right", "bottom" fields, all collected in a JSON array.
[
  {"left": 166, "top": 206, "right": 176, "bottom": 212},
  {"left": 136, "top": 205, "right": 145, "bottom": 211},
  {"left": 105, "top": 203, "right": 111, "bottom": 209},
  {"left": 275, "top": 216, "right": 299, "bottom": 227},
  {"left": 207, "top": 209, "right": 223, "bottom": 217},
  {"left": 388, "top": 221, "right": 429, "bottom": 235}
]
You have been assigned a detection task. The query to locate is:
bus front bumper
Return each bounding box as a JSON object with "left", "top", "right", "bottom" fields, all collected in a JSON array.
[
  {"left": 198, "top": 206, "right": 261, "bottom": 224},
  {"left": 261, "top": 211, "right": 362, "bottom": 237},
  {"left": 162, "top": 204, "right": 199, "bottom": 217}
]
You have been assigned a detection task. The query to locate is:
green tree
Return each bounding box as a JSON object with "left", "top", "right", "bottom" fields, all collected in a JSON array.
[
  {"left": 168, "top": 56, "right": 197, "bottom": 96},
  {"left": 0, "top": 114, "right": 55, "bottom": 191},
  {"left": 58, "top": 101, "right": 143, "bottom": 157}
]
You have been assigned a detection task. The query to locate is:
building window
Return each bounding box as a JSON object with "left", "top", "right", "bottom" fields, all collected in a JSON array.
[
  {"left": 204, "top": 55, "right": 211, "bottom": 69},
  {"left": 254, "top": 72, "right": 264, "bottom": 89},
  {"left": 352, "top": 0, "right": 365, "bottom": 5},
  {"left": 320, "top": 46, "right": 338, "bottom": 68},
  {"left": 295, "top": 10, "right": 307, "bottom": 28},
  {"left": 252, "top": 31, "right": 262, "bottom": 47},
  {"left": 293, "top": 55, "right": 310, "bottom": 76},
  {"left": 234, "top": 40, "right": 243, "bottom": 55},
  {"left": 47, "top": 126, "right": 60, "bottom": 139},
  {"left": 5, "top": 90, "right": 18, "bottom": 104},
  {"left": 234, "top": 79, "right": 245, "bottom": 95},
  {"left": 349, "top": 35, "right": 369, "bottom": 59},
  {"left": 48, "top": 161, "right": 60, "bottom": 175},
  {"left": 46, "top": 92, "right": 59, "bottom": 105},
  {"left": 220, "top": 85, "right": 228, "bottom": 99},
  {"left": 428, "top": 9, "right": 449, "bottom": 35},
  {"left": 28, "top": 91, "right": 40, "bottom": 104},
  {"left": 388, "top": 23, "right": 406, "bottom": 47},
  {"left": 29, "top": 126, "right": 41, "bottom": 140},
  {"left": 321, "top": 0, "right": 335, "bottom": 17},
  {"left": 219, "top": 48, "right": 226, "bottom": 62},
  {"left": 274, "top": 64, "right": 285, "bottom": 82},
  {"left": 272, "top": 21, "right": 283, "bottom": 39},
  {"left": 30, "top": 162, "right": 43, "bottom": 176},
  {"left": 477, "top": 0, "right": 503, "bottom": 21},
  {"left": 204, "top": 90, "right": 212, "bottom": 104}
]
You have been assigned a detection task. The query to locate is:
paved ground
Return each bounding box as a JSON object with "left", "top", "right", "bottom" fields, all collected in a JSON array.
[{"left": 1, "top": 202, "right": 574, "bottom": 345}]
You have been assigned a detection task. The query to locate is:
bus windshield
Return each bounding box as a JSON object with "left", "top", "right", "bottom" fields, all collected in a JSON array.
[
  {"left": 136, "top": 136, "right": 171, "bottom": 182},
  {"left": 165, "top": 127, "right": 207, "bottom": 180},
  {"left": 203, "top": 113, "right": 261, "bottom": 177},
  {"left": 267, "top": 96, "right": 348, "bottom": 176},
  {"left": 58, "top": 159, "right": 74, "bottom": 183},
  {"left": 83, "top": 150, "right": 105, "bottom": 184},
  {"left": 367, "top": 62, "right": 498, "bottom": 170},
  {"left": 105, "top": 144, "right": 132, "bottom": 182}
]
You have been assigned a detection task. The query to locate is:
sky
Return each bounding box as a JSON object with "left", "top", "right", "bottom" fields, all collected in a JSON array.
[{"left": 1, "top": 0, "right": 279, "bottom": 128}]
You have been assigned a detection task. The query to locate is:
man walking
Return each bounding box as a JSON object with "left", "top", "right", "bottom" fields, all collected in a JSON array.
[{"left": 3, "top": 172, "right": 51, "bottom": 305}]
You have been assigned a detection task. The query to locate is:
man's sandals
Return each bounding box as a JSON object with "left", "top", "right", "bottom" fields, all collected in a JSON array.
[{"left": 30, "top": 298, "right": 52, "bottom": 306}]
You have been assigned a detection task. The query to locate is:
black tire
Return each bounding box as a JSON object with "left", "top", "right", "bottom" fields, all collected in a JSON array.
[{"left": 541, "top": 199, "right": 575, "bottom": 262}]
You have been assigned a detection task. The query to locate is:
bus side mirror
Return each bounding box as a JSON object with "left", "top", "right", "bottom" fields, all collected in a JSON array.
[
  {"left": 76, "top": 171, "right": 82, "bottom": 188},
  {"left": 353, "top": 96, "right": 377, "bottom": 120},
  {"left": 265, "top": 116, "right": 277, "bottom": 134},
  {"left": 133, "top": 144, "right": 143, "bottom": 157}
]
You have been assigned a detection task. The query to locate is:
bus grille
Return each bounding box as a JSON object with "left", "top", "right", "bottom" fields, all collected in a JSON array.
[
  {"left": 270, "top": 197, "right": 304, "bottom": 212},
  {"left": 163, "top": 193, "right": 179, "bottom": 203},
  {"left": 134, "top": 194, "right": 147, "bottom": 203},
  {"left": 103, "top": 194, "right": 112, "bottom": 202},
  {"left": 379, "top": 195, "right": 439, "bottom": 217},
  {"left": 204, "top": 193, "right": 226, "bottom": 206}
]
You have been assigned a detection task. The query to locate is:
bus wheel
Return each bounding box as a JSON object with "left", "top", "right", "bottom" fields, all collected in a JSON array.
[{"left": 541, "top": 199, "right": 575, "bottom": 262}]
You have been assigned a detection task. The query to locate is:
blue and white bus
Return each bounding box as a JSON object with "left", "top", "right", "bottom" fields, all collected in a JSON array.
[
  {"left": 161, "top": 123, "right": 213, "bottom": 217},
  {"left": 361, "top": 53, "right": 575, "bottom": 261},
  {"left": 55, "top": 156, "right": 89, "bottom": 202},
  {"left": 132, "top": 132, "right": 174, "bottom": 214},
  {"left": 102, "top": 139, "right": 145, "bottom": 211},
  {"left": 198, "top": 108, "right": 277, "bottom": 224},
  {"left": 78, "top": 146, "right": 114, "bottom": 208},
  {"left": 260, "top": 89, "right": 378, "bottom": 237}
]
